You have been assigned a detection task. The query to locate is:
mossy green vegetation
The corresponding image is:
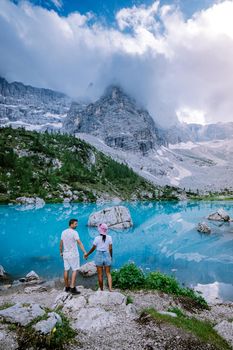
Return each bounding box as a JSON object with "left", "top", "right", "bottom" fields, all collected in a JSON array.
[
  {"left": 112, "top": 263, "right": 209, "bottom": 310},
  {"left": 0, "top": 127, "right": 179, "bottom": 203},
  {"left": 187, "top": 188, "right": 233, "bottom": 201},
  {"left": 0, "top": 302, "right": 15, "bottom": 310},
  {"left": 142, "top": 308, "right": 231, "bottom": 350},
  {"left": 126, "top": 295, "right": 134, "bottom": 305}
]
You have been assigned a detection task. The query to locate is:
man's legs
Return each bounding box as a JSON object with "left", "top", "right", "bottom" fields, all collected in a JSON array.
[
  {"left": 71, "top": 270, "right": 77, "bottom": 288},
  {"left": 97, "top": 266, "right": 104, "bottom": 290},
  {"left": 64, "top": 270, "right": 69, "bottom": 288}
]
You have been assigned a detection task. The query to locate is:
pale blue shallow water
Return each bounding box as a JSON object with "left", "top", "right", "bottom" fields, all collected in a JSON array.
[{"left": 0, "top": 201, "right": 233, "bottom": 302}]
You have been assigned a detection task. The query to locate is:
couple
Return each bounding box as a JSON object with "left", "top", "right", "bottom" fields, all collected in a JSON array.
[{"left": 60, "top": 218, "right": 113, "bottom": 294}]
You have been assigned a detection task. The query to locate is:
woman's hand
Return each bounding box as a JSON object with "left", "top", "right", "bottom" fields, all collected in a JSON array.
[{"left": 84, "top": 253, "right": 88, "bottom": 260}]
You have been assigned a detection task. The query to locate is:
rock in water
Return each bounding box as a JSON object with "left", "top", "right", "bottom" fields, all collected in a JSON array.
[
  {"left": 88, "top": 205, "right": 133, "bottom": 229},
  {"left": 208, "top": 208, "right": 231, "bottom": 221},
  {"left": 197, "top": 222, "right": 211, "bottom": 233}
]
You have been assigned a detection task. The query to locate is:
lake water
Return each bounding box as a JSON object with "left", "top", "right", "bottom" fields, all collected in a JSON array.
[{"left": 0, "top": 201, "right": 233, "bottom": 302}]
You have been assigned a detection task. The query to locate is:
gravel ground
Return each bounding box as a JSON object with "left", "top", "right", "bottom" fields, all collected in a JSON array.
[{"left": 0, "top": 283, "right": 232, "bottom": 350}]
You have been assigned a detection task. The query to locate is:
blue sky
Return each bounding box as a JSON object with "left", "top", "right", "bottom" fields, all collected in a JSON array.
[
  {"left": 2, "top": 0, "right": 233, "bottom": 126},
  {"left": 11, "top": 0, "right": 215, "bottom": 21}
]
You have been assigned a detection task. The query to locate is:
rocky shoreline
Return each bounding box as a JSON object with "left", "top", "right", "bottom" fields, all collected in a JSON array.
[{"left": 0, "top": 275, "right": 233, "bottom": 350}]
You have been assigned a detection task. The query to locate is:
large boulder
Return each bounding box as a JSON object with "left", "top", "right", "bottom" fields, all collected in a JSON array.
[
  {"left": 197, "top": 222, "right": 211, "bottom": 234},
  {"left": 88, "top": 206, "right": 133, "bottom": 229},
  {"left": 208, "top": 208, "right": 231, "bottom": 222},
  {"left": 79, "top": 261, "right": 97, "bottom": 277}
]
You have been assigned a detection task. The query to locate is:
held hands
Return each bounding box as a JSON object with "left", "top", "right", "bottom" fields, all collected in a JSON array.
[{"left": 84, "top": 253, "right": 88, "bottom": 260}]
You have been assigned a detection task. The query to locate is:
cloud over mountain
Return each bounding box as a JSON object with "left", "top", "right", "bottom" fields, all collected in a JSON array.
[{"left": 0, "top": 0, "right": 233, "bottom": 127}]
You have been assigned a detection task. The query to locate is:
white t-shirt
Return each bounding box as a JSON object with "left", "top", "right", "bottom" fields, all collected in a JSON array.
[
  {"left": 93, "top": 235, "right": 112, "bottom": 252},
  {"left": 61, "top": 228, "right": 80, "bottom": 258}
]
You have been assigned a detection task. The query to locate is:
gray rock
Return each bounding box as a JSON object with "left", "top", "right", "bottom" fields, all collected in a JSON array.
[
  {"left": 208, "top": 208, "right": 231, "bottom": 221},
  {"left": 73, "top": 307, "right": 116, "bottom": 332},
  {"left": 0, "top": 326, "right": 18, "bottom": 350},
  {"left": 63, "top": 296, "right": 87, "bottom": 315},
  {"left": 53, "top": 291, "right": 72, "bottom": 308},
  {"left": 214, "top": 320, "right": 233, "bottom": 347},
  {"left": 197, "top": 222, "right": 211, "bottom": 233},
  {"left": 88, "top": 291, "right": 126, "bottom": 307},
  {"left": 24, "top": 285, "right": 48, "bottom": 294},
  {"left": 79, "top": 261, "right": 97, "bottom": 277},
  {"left": 26, "top": 270, "right": 40, "bottom": 281},
  {"left": 125, "top": 303, "right": 138, "bottom": 318},
  {"left": 88, "top": 206, "right": 133, "bottom": 229},
  {"left": 33, "top": 312, "right": 62, "bottom": 334},
  {"left": 0, "top": 303, "right": 45, "bottom": 326}
]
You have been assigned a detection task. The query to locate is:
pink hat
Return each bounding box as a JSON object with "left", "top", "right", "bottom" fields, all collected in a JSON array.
[{"left": 98, "top": 223, "right": 108, "bottom": 235}]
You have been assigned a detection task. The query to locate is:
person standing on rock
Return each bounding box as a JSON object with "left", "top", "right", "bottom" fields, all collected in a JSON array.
[
  {"left": 84, "top": 223, "right": 113, "bottom": 292},
  {"left": 60, "top": 218, "right": 87, "bottom": 294}
]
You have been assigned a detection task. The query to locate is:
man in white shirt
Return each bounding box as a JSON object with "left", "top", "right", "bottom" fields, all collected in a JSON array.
[{"left": 60, "top": 218, "right": 86, "bottom": 294}]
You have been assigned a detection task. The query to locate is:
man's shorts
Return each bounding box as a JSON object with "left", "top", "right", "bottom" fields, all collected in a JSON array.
[
  {"left": 63, "top": 255, "right": 80, "bottom": 271},
  {"left": 94, "top": 251, "right": 112, "bottom": 267}
]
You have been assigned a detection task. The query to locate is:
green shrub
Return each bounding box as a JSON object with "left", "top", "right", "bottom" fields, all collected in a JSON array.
[
  {"left": 112, "top": 263, "right": 208, "bottom": 309},
  {"left": 112, "top": 263, "right": 145, "bottom": 290},
  {"left": 145, "top": 271, "right": 181, "bottom": 294}
]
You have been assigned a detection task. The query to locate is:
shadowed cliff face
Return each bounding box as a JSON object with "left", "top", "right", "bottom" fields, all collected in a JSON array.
[{"left": 64, "top": 85, "right": 165, "bottom": 154}]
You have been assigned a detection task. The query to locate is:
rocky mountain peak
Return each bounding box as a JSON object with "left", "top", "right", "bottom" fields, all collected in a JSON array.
[
  {"left": 102, "top": 85, "right": 133, "bottom": 102},
  {"left": 64, "top": 85, "right": 163, "bottom": 154}
]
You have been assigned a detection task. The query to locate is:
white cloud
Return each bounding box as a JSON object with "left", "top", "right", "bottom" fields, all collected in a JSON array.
[
  {"left": 176, "top": 107, "right": 206, "bottom": 124},
  {"left": 0, "top": 0, "right": 233, "bottom": 127}
]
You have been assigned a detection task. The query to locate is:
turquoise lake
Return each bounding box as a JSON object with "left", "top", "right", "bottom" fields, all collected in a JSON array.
[{"left": 0, "top": 201, "right": 233, "bottom": 302}]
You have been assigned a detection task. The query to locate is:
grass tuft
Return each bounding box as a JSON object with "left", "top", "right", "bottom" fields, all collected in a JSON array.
[{"left": 143, "top": 308, "right": 231, "bottom": 350}]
